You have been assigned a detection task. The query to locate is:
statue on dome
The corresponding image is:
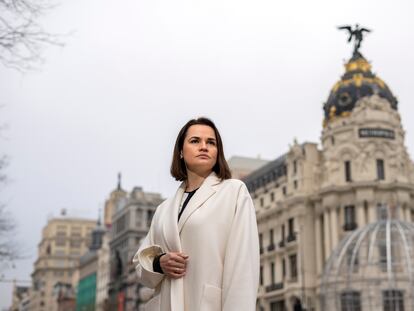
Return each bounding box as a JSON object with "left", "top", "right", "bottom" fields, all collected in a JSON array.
[{"left": 337, "top": 24, "right": 371, "bottom": 56}]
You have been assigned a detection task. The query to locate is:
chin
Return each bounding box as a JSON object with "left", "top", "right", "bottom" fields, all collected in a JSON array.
[{"left": 188, "top": 164, "right": 214, "bottom": 175}]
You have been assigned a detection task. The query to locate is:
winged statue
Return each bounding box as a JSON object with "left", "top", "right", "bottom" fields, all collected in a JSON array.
[{"left": 338, "top": 24, "right": 371, "bottom": 55}]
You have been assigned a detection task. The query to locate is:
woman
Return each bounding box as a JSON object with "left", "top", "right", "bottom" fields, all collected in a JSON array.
[{"left": 133, "top": 117, "right": 259, "bottom": 311}]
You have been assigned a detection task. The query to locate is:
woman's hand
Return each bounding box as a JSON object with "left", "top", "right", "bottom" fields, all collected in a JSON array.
[{"left": 159, "top": 252, "right": 189, "bottom": 279}]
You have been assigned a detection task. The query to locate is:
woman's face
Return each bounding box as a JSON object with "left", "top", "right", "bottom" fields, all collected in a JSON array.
[{"left": 182, "top": 124, "right": 218, "bottom": 176}]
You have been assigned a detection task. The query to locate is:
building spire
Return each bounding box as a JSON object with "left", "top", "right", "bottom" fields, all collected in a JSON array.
[
  {"left": 117, "top": 172, "right": 122, "bottom": 191},
  {"left": 97, "top": 208, "right": 102, "bottom": 226}
]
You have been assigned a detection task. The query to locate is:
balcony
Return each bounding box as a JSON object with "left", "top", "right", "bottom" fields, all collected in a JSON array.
[
  {"left": 265, "top": 282, "right": 284, "bottom": 293},
  {"left": 267, "top": 244, "right": 276, "bottom": 252},
  {"left": 286, "top": 233, "right": 296, "bottom": 243},
  {"left": 278, "top": 240, "right": 285, "bottom": 248},
  {"left": 343, "top": 222, "right": 357, "bottom": 231}
]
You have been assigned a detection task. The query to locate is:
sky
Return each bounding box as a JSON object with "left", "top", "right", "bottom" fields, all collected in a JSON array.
[{"left": 1, "top": 0, "right": 414, "bottom": 307}]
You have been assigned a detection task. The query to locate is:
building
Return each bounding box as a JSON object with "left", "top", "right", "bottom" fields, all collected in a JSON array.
[
  {"left": 104, "top": 173, "right": 127, "bottom": 228},
  {"left": 54, "top": 282, "right": 76, "bottom": 311},
  {"left": 321, "top": 207, "right": 414, "bottom": 310},
  {"left": 95, "top": 232, "right": 110, "bottom": 311},
  {"left": 94, "top": 175, "right": 127, "bottom": 311},
  {"left": 9, "top": 284, "right": 30, "bottom": 311},
  {"left": 75, "top": 219, "right": 106, "bottom": 311},
  {"left": 243, "top": 48, "right": 414, "bottom": 310},
  {"left": 107, "top": 186, "right": 164, "bottom": 310},
  {"left": 228, "top": 155, "right": 269, "bottom": 180},
  {"left": 29, "top": 214, "right": 96, "bottom": 311}
]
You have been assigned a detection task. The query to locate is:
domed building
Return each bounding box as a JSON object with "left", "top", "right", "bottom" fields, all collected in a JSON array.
[
  {"left": 241, "top": 29, "right": 414, "bottom": 311},
  {"left": 321, "top": 205, "right": 414, "bottom": 311},
  {"left": 323, "top": 51, "right": 398, "bottom": 126}
]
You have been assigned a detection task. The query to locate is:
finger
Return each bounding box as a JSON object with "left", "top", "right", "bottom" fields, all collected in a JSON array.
[
  {"left": 167, "top": 262, "right": 185, "bottom": 269},
  {"left": 179, "top": 253, "right": 189, "bottom": 259},
  {"left": 172, "top": 256, "right": 187, "bottom": 264},
  {"left": 169, "top": 267, "right": 185, "bottom": 274},
  {"left": 167, "top": 267, "right": 185, "bottom": 276}
]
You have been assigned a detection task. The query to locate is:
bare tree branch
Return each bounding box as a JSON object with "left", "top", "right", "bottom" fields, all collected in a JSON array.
[{"left": 0, "top": 0, "right": 64, "bottom": 71}]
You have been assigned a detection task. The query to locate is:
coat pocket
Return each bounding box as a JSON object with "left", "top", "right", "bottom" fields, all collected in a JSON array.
[
  {"left": 144, "top": 293, "right": 161, "bottom": 311},
  {"left": 200, "top": 283, "right": 222, "bottom": 311}
]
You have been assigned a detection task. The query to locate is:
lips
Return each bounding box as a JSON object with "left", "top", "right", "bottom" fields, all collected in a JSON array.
[{"left": 197, "top": 154, "right": 210, "bottom": 159}]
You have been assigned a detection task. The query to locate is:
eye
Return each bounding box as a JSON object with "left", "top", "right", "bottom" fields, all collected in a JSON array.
[
  {"left": 190, "top": 138, "right": 199, "bottom": 144},
  {"left": 208, "top": 140, "right": 216, "bottom": 146}
]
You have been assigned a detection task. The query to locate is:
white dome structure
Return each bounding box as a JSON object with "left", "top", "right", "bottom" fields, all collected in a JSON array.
[{"left": 321, "top": 206, "right": 414, "bottom": 311}]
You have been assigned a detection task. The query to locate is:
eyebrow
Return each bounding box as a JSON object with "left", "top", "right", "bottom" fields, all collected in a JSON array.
[{"left": 188, "top": 136, "right": 216, "bottom": 141}]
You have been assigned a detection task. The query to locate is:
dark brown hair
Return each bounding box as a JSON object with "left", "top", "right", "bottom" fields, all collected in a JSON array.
[{"left": 170, "top": 117, "right": 232, "bottom": 181}]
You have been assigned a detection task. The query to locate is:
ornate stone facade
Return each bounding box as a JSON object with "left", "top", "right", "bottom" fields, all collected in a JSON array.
[{"left": 244, "top": 54, "right": 414, "bottom": 311}]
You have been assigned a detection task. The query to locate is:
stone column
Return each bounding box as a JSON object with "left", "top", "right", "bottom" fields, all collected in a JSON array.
[
  {"left": 356, "top": 203, "right": 365, "bottom": 228},
  {"left": 330, "top": 207, "right": 339, "bottom": 250},
  {"left": 315, "top": 215, "right": 322, "bottom": 275},
  {"left": 323, "top": 209, "right": 331, "bottom": 262}
]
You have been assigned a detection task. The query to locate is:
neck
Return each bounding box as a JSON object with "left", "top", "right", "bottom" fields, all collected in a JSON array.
[{"left": 185, "top": 169, "right": 211, "bottom": 192}]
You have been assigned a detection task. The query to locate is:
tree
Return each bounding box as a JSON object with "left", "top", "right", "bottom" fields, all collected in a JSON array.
[
  {"left": 0, "top": 0, "right": 63, "bottom": 71},
  {"left": 0, "top": 156, "right": 20, "bottom": 271}
]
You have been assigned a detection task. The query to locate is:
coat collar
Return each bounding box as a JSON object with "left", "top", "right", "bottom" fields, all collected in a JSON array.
[{"left": 177, "top": 172, "right": 221, "bottom": 233}]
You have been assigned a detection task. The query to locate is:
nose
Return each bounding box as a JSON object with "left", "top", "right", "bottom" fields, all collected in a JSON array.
[{"left": 199, "top": 141, "right": 208, "bottom": 151}]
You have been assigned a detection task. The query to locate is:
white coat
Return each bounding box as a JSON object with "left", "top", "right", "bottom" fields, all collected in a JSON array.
[{"left": 132, "top": 172, "right": 260, "bottom": 311}]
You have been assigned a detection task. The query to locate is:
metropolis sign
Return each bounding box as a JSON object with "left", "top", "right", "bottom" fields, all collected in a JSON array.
[{"left": 359, "top": 128, "right": 395, "bottom": 139}]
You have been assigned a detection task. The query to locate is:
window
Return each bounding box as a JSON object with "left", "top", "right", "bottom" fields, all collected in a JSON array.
[
  {"left": 270, "top": 301, "right": 285, "bottom": 311},
  {"left": 260, "top": 266, "right": 263, "bottom": 285},
  {"left": 288, "top": 218, "right": 295, "bottom": 238},
  {"left": 340, "top": 290, "right": 361, "bottom": 311},
  {"left": 344, "top": 205, "right": 357, "bottom": 231},
  {"left": 259, "top": 233, "right": 263, "bottom": 252},
  {"left": 270, "top": 229, "right": 274, "bottom": 245},
  {"left": 289, "top": 254, "right": 297, "bottom": 280},
  {"left": 136, "top": 208, "right": 143, "bottom": 227},
  {"left": 379, "top": 242, "right": 387, "bottom": 272},
  {"left": 146, "top": 210, "right": 154, "bottom": 227},
  {"left": 56, "top": 231, "right": 66, "bottom": 237},
  {"left": 55, "top": 237, "right": 66, "bottom": 246},
  {"left": 281, "top": 224, "right": 285, "bottom": 241},
  {"left": 345, "top": 161, "right": 352, "bottom": 182},
  {"left": 293, "top": 160, "right": 297, "bottom": 174},
  {"left": 282, "top": 258, "right": 286, "bottom": 277},
  {"left": 70, "top": 240, "right": 81, "bottom": 248},
  {"left": 54, "top": 250, "right": 65, "bottom": 256},
  {"left": 377, "top": 159, "right": 385, "bottom": 180},
  {"left": 331, "top": 136, "right": 335, "bottom": 145},
  {"left": 270, "top": 192, "right": 275, "bottom": 202},
  {"left": 270, "top": 262, "right": 275, "bottom": 284},
  {"left": 346, "top": 248, "right": 359, "bottom": 271},
  {"left": 260, "top": 198, "right": 264, "bottom": 207},
  {"left": 116, "top": 215, "right": 126, "bottom": 234},
  {"left": 383, "top": 290, "right": 404, "bottom": 311},
  {"left": 293, "top": 180, "right": 298, "bottom": 189},
  {"left": 364, "top": 201, "right": 369, "bottom": 224},
  {"left": 282, "top": 186, "right": 287, "bottom": 196}
]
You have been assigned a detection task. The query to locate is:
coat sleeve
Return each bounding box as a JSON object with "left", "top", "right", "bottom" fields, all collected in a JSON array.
[
  {"left": 222, "top": 183, "right": 260, "bottom": 311},
  {"left": 132, "top": 216, "right": 166, "bottom": 289}
]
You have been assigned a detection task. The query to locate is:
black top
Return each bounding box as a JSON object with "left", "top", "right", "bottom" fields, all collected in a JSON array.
[{"left": 178, "top": 188, "right": 198, "bottom": 221}]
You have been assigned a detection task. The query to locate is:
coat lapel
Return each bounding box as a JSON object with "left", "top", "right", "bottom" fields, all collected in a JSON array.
[
  {"left": 162, "top": 183, "right": 185, "bottom": 252},
  {"left": 177, "top": 172, "right": 221, "bottom": 234}
]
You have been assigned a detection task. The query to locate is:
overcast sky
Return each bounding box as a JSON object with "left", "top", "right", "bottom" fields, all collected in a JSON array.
[{"left": 1, "top": 0, "right": 414, "bottom": 307}]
